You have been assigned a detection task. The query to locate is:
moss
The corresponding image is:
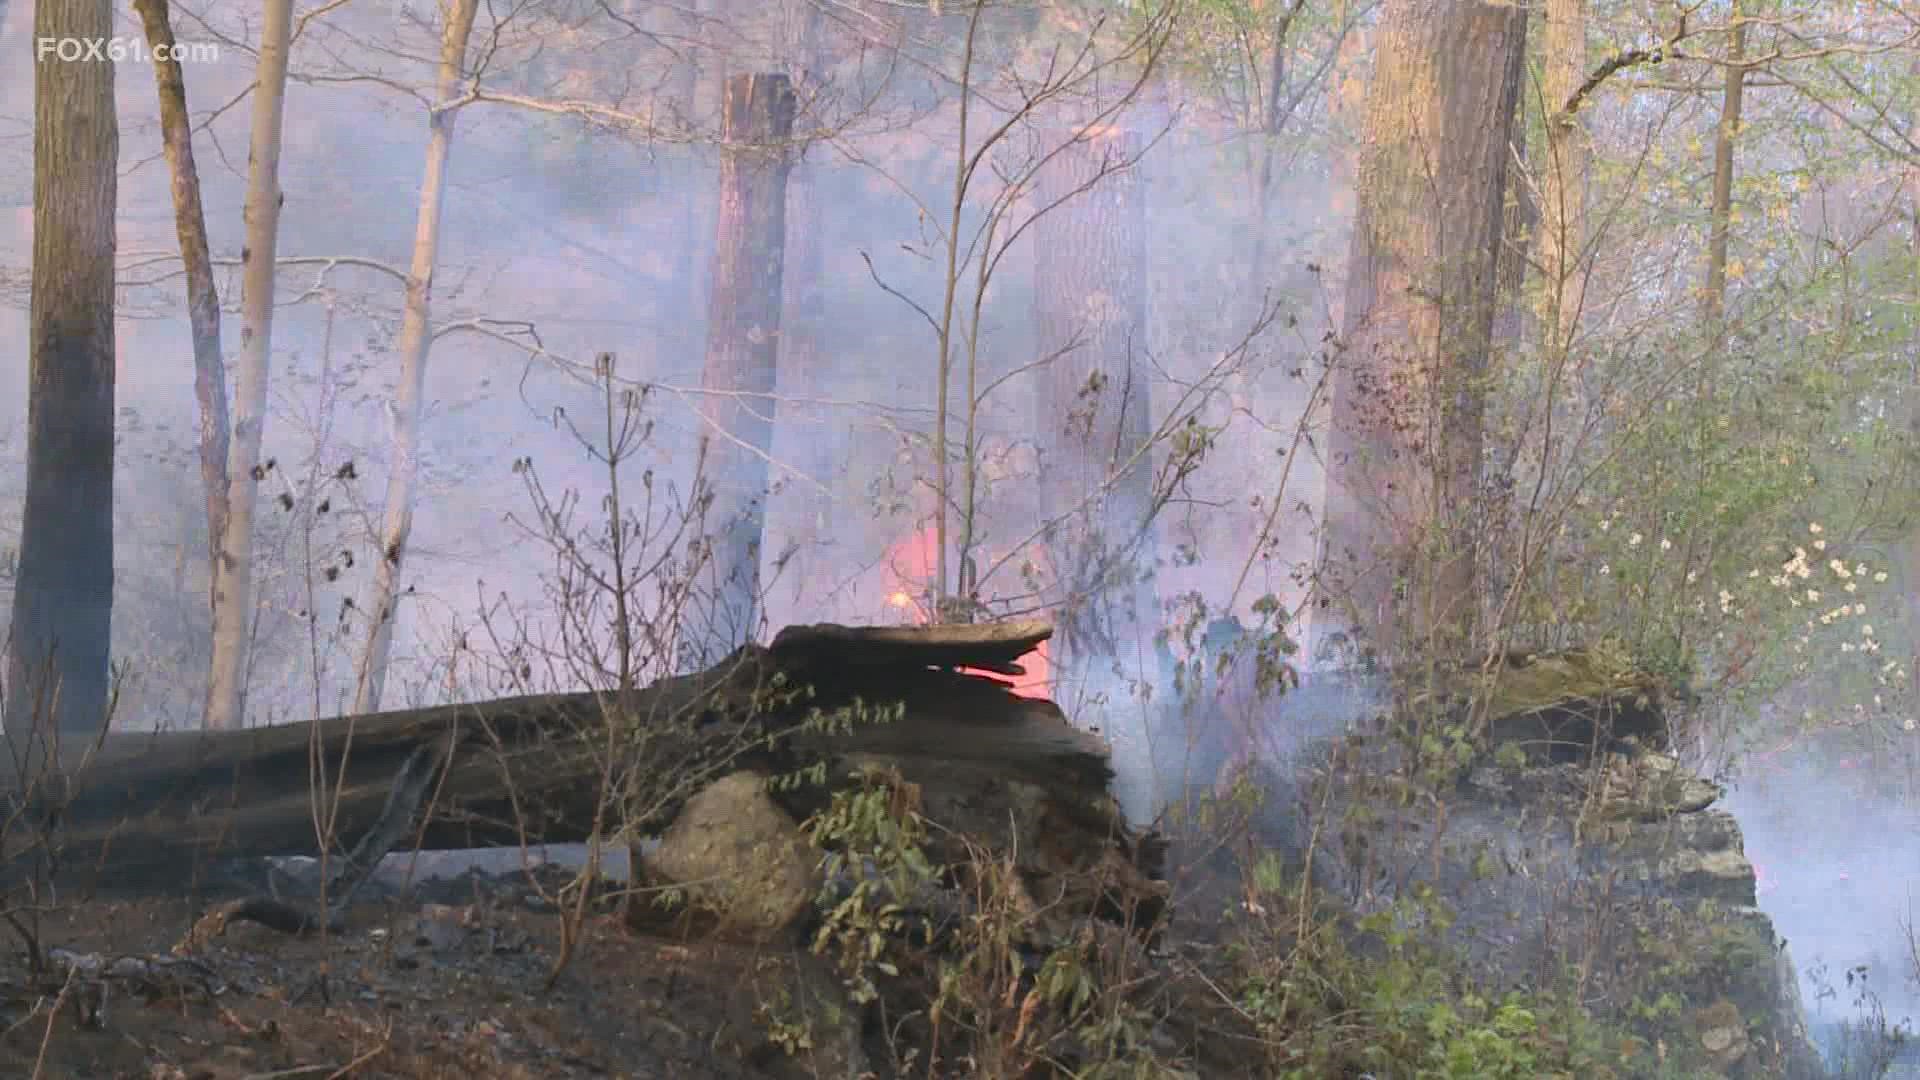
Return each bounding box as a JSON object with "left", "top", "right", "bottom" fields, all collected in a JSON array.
[{"left": 1478, "top": 643, "right": 1665, "bottom": 719}]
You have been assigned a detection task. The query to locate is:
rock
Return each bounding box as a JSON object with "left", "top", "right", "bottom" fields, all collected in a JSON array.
[
  {"left": 1601, "top": 752, "right": 1724, "bottom": 820},
  {"left": 1695, "top": 999, "right": 1750, "bottom": 1070},
  {"left": 649, "top": 771, "right": 820, "bottom": 941}
]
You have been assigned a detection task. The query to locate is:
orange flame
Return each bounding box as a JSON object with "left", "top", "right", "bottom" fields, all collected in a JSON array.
[{"left": 884, "top": 526, "right": 1050, "bottom": 699}]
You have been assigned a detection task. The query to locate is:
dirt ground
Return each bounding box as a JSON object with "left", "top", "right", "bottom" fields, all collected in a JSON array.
[{"left": 0, "top": 865, "right": 856, "bottom": 1080}]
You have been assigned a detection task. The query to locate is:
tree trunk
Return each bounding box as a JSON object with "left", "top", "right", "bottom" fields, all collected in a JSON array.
[
  {"left": 1701, "top": 5, "right": 1748, "bottom": 336},
  {"left": 1537, "top": 0, "right": 1590, "bottom": 353},
  {"left": 350, "top": 0, "right": 479, "bottom": 715},
  {"left": 765, "top": 5, "right": 831, "bottom": 627},
  {"left": 204, "top": 0, "right": 294, "bottom": 731},
  {"left": 3, "top": 624, "right": 1156, "bottom": 919},
  {"left": 694, "top": 73, "right": 796, "bottom": 655},
  {"left": 133, "top": 0, "right": 231, "bottom": 601},
  {"left": 4, "top": 0, "right": 119, "bottom": 751},
  {"left": 1315, "top": 0, "right": 1527, "bottom": 667}
]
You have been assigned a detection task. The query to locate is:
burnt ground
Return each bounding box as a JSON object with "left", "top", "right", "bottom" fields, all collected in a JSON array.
[
  {"left": 0, "top": 864, "right": 880, "bottom": 1080},
  {"left": 0, "top": 857, "right": 1261, "bottom": 1080}
]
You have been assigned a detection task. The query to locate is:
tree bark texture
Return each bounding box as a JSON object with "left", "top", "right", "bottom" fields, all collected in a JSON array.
[
  {"left": 1316, "top": 0, "right": 1527, "bottom": 666},
  {"left": 5, "top": 0, "right": 120, "bottom": 748},
  {"left": 696, "top": 73, "right": 796, "bottom": 654},
  {"left": 204, "top": 0, "right": 293, "bottom": 731}
]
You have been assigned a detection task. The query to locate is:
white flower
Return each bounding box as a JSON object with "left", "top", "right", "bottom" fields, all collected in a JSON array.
[
  {"left": 1599, "top": 518, "right": 1611, "bottom": 532},
  {"left": 1856, "top": 563, "right": 1868, "bottom": 577},
  {"left": 1810, "top": 522, "right": 1824, "bottom": 534},
  {"left": 1749, "top": 568, "right": 1761, "bottom": 578},
  {"left": 1903, "top": 716, "right": 1914, "bottom": 732},
  {"left": 1687, "top": 571, "right": 1699, "bottom": 584},
  {"left": 1660, "top": 537, "right": 1673, "bottom": 551},
  {"left": 1629, "top": 532, "right": 1643, "bottom": 548},
  {"left": 1876, "top": 571, "right": 1889, "bottom": 583},
  {"left": 1862, "top": 625, "right": 1874, "bottom": 637},
  {"left": 1830, "top": 559, "right": 1850, "bottom": 577},
  {"left": 1843, "top": 642, "right": 1855, "bottom": 653},
  {"left": 1599, "top": 564, "right": 1610, "bottom": 576},
  {"left": 1807, "top": 589, "right": 1821, "bottom": 602},
  {"left": 1814, "top": 539, "right": 1828, "bottom": 552},
  {"left": 1855, "top": 603, "right": 1867, "bottom": 615},
  {"left": 1846, "top": 582, "right": 1858, "bottom": 593}
]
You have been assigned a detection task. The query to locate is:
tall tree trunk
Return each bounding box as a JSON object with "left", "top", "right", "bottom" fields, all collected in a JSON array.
[
  {"left": 204, "top": 0, "right": 293, "bottom": 732},
  {"left": 1032, "top": 126, "right": 1155, "bottom": 697},
  {"left": 350, "top": 0, "right": 479, "bottom": 715},
  {"left": 5, "top": 0, "right": 119, "bottom": 750},
  {"left": 133, "top": 0, "right": 230, "bottom": 599},
  {"left": 1314, "top": 0, "right": 1527, "bottom": 667},
  {"left": 1537, "top": 0, "right": 1590, "bottom": 352},
  {"left": 766, "top": 5, "right": 830, "bottom": 625},
  {"left": 1702, "top": 5, "right": 1748, "bottom": 335},
  {"left": 695, "top": 73, "right": 796, "bottom": 654}
]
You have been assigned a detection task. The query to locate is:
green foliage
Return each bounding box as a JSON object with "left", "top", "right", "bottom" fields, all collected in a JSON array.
[{"left": 804, "top": 771, "right": 937, "bottom": 1006}]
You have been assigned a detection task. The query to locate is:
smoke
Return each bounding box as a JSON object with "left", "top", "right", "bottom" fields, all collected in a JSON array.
[
  {"left": 1724, "top": 744, "right": 1920, "bottom": 1035},
  {"left": 0, "top": 4, "right": 1340, "bottom": 735}
]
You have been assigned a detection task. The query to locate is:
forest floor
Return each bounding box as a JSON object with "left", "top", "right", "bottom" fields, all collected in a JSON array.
[{"left": 0, "top": 860, "right": 872, "bottom": 1080}]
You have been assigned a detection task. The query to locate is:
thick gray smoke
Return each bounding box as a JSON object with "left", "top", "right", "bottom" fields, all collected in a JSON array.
[{"left": 1726, "top": 749, "right": 1920, "bottom": 1039}]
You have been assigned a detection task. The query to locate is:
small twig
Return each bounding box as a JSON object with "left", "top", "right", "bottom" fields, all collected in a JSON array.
[{"left": 28, "top": 966, "right": 76, "bottom": 1080}]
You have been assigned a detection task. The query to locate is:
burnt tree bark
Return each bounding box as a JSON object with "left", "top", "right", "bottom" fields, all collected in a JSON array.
[
  {"left": 696, "top": 73, "right": 796, "bottom": 654},
  {"left": 1031, "top": 125, "right": 1156, "bottom": 693},
  {"left": 1315, "top": 0, "right": 1527, "bottom": 667},
  {"left": 5, "top": 0, "right": 119, "bottom": 748}
]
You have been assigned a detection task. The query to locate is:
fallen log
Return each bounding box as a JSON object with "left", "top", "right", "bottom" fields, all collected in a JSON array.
[{"left": 1, "top": 623, "right": 1159, "bottom": 926}]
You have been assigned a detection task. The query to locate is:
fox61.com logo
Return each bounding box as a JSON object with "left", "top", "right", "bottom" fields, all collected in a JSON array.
[{"left": 36, "top": 37, "right": 218, "bottom": 64}]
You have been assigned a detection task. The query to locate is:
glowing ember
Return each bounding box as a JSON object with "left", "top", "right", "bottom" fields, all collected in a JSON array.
[{"left": 888, "top": 591, "right": 913, "bottom": 609}]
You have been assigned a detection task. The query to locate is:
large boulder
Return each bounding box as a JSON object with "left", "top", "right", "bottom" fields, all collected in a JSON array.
[{"left": 649, "top": 770, "right": 820, "bottom": 941}]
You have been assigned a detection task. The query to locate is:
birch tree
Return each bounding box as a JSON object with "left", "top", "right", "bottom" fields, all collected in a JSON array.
[
  {"left": 4, "top": 0, "right": 119, "bottom": 745},
  {"left": 203, "top": 0, "right": 293, "bottom": 731},
  {"left": 350, "top": 0, "right": 480, "bottom": 714}
]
